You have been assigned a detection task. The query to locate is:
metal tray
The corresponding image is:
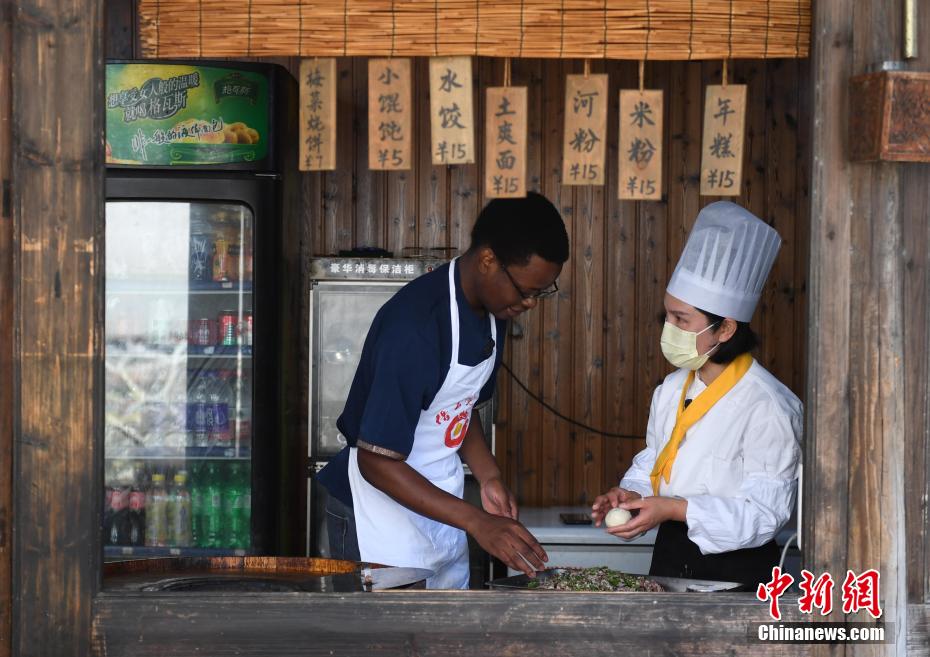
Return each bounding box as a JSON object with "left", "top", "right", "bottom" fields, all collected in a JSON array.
[
  {"left": 103, "top": 557, "right": 432, "bottom": 593},
  {"left": 486, "top": 568, "right": 744, "bottom": 593}
]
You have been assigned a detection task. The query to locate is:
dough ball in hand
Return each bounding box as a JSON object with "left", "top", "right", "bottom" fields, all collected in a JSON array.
[{"left": 605, "top": 507, "right": 632, "bottom": 528}]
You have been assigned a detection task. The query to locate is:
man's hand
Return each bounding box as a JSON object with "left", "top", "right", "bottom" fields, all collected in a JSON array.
[
  {"left": 357, "top": 448, "right": 545, "bottom": 576},
  {"left": 605, "top": 496, "right": 687, "bottom": 539},
  {"left": 590, "top": 486, "right": 643, "bottom": 526},
  {"left": 480, "top": 476, "right": 518, "bottom": 520},
  {"left": 466, "top": 514, "right": 548, "bottom": 578}
]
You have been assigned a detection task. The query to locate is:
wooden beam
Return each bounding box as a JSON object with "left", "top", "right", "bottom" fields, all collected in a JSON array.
[
  {"left": 11, "top": 0, "right": 103, "bottom": 655},
  {"left": 0, "top": 0, "right": 13, "bottom": 654},
  {"left": 807, "top": 0, "right": 909, "bottom": 655}
]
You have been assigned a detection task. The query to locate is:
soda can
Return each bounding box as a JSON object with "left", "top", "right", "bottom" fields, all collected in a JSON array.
[
  {"left": 218, "top": 311, "right": 238, "bottom": 346},
  {"left": 188, "top": 318, "right": 214, "bottom": 346},
  {"left": 240, "top": 312, "right": 253, "bottom": 347}
]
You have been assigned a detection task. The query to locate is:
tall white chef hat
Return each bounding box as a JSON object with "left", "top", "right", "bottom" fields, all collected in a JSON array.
[{"left": 666, "top": 201, "right": 781, "bottom": 322}]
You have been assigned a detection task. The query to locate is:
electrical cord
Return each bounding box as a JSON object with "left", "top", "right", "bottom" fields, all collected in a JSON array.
[
  {"left": 778, "top": 531, "right": 797, "bottom": 573},
  {"left": 501, "top": 361, "right": 645, "bottom": 440}
]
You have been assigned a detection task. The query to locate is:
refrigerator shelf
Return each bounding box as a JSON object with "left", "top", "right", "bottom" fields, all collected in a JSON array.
[
  {"left": 106, "top": 447, "right": 252, "bottom": 460},
  {"left": 108, "top": 280, "right": 253, "bottom": 294},
  {"left": 104, "top": 545, "right": 249, "bottom": 561},
  {"left": 190, "top": 281, "right": 253, "bottom": 292},
  {"left": 188, "top": 345, "right": 253, "bottom": 357},
  {"left": 105, "top": 344, "right": 253, "bottom": 357}
]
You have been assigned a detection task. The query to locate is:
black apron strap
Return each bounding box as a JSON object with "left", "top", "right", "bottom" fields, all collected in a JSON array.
[{"left": 649, "top": 520, "right": 779, "bottom": 589}]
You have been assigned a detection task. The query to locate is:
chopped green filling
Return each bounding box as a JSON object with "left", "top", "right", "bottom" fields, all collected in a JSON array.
[{"left": 531, "top": 567, "right": 664, "bottom": 592}]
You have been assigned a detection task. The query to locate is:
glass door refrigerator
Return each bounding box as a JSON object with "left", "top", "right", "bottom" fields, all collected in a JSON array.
[
  {"left": 103, "top": 61, "right": 294, "bottom": 560},
  {"left": 305, "top": 256, "right": 448, "bottom": 557}
]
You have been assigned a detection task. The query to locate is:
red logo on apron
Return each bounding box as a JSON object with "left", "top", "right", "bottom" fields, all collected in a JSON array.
[{"left": 444, "top": 410, "right": 470, "bottom": 448}]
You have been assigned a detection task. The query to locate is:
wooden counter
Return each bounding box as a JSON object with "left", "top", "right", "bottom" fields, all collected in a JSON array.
[{"left": 94, "top": 589, "right": 820, "bottom": 656}]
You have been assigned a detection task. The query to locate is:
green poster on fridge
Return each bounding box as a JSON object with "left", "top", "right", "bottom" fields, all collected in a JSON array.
[{"left": 106, "top": 63, "right": 269, "bottom": 166}]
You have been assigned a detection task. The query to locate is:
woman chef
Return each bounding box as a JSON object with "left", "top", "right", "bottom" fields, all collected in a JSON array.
[
  {"left": 591, "top": 201, "right": 802, "bottom": 588},
  {"left": 318, "top": 193, "right": 569, "bottom": 589}
]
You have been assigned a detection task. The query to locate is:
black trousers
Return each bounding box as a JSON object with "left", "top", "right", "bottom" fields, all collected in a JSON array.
[{"left": 649, "top": 521, "right": 779, "bottom": 589}]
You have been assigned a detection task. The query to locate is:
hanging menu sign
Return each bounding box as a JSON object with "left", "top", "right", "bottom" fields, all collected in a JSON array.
[
  {"left": 562, "top": 74, "right": 608, "bottom": 185},
  {"left": 485, "top": 87, "right": 528, "bottom": 198},
  {"left": 700, "top": 84, "right": 747, "bottom": 196},
  {"left": 299, "top": 58, "right": 337, "bottom": 171},
  {"left": 618, "top": 89, "right": 663, "bottom": 200},
  {"left": 368, "top": 58, "right": 412, "bottom": 171},
  {"left": 429, "top": 57, "right": 475, "bottom": 165},
  {"left": 105, "top": 63, "right": 269, "bottom": 166}
]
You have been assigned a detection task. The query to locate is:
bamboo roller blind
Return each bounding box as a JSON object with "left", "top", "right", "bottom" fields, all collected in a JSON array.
[{"left": 138, "top": 1, "right": 810, "bottom": 60}]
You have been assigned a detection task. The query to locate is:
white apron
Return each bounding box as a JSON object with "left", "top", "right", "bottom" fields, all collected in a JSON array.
[{"left": 348, "top": 259, "right": 498, "bottom": 589}]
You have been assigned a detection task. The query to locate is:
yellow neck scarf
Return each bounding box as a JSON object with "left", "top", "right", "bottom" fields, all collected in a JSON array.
[{"left": 650, "top": 352, "right": 754, "bottom": 495}]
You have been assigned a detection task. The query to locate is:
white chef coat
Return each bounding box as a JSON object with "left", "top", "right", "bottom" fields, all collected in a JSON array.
[{"left": 619, "top": 359, "right": 802, "bottom": 555}]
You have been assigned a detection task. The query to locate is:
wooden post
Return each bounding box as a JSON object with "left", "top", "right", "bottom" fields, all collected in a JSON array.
[
  {"left": 807, "top": 0, "right": 909, "bottom": 654},
  {"left": 0, "top": 1, "right": 13, "bottom": 655},
  {"left": 901, "top": 0, "right": 930, "bottom": 609},
  {"left": 11, "top": 0, "right": 103, "bottom": 655}
]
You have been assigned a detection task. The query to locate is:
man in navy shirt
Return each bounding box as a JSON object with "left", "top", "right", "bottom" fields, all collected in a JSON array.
[{"left": 318, "top": 192, "right": 569, "bottom": 588}]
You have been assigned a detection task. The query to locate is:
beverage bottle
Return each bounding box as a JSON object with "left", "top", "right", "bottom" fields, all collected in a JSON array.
[
  {"left": 210, "top": 370, "right": 234, "bottom": 448},
  {"left": 202, "top": 462, "right": 224, "bottom": 548},
  {"left": 189, "top": 462, "right": 203, "bottom": 547},
  {"left": 222, "top": 463, "right": 249, "bottom": 549},
  {"left": 128, "top": 488, "right": 146, "bottom": 546},
  {"left": 235, "top": 464, "right": 252, "bottom": 549},
  {"left": 212, "top": 230, "right": 229, "bottom": 282},
  {"left": 231, "top": 368, "right": 250, "bottom": 453},
  {"left": 105, "top": 486, "right": 131, "bottom": 545},
  {"left": 169, "top": 471, "right": 192, "bottom": 547},
  {"left": 188, "top": 373, "right": 212, "bottom": 448},
  {"left": 145, "top": 472, "right": 169, "bottom": 547},
  {"left": 189, "top": 232, "right": 213, "bottom": 282},
  {"left": 227, "top": 238, "right": 242, "bottom": 282},
  {"left": 102, "top": 486, "right": 115, "bottom": 545},
  {"left": 242, "top": 228, "right": 253, "bottom": 283}
]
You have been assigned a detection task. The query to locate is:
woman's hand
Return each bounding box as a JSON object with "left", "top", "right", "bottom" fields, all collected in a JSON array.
[
  {"left": 480, "top": 476, "right": 518, "bottom": 520},
  {"left": 590, "top": 487, "right": 643, "bottom": 526},
  {"left": 605, "top": 496, "right": 687, "bottom": 539}
]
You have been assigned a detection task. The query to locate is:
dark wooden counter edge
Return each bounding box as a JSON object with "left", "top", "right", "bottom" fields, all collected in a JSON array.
[{"left": 91, "top": 592, "right": 930, "bottom": 656}]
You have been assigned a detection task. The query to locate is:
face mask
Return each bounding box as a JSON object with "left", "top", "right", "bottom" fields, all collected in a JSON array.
[{"left": 660, "top": 321, "right": 719, "bottom": 370}]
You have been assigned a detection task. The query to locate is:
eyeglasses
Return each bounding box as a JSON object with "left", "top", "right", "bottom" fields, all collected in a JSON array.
[{"left": 500, "top": 264, "right": 559, "bottom": 300}]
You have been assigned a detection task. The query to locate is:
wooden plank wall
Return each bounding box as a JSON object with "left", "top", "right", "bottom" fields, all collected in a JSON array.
[
  {"left": 289, "top": 56, "right": 810, "bottom": 507},
  {"left": 0, "top": 1, "right": 13, "bottom": 655},
  {"left": 10, "top": 0, "right": 103, "bottom": 655}
]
